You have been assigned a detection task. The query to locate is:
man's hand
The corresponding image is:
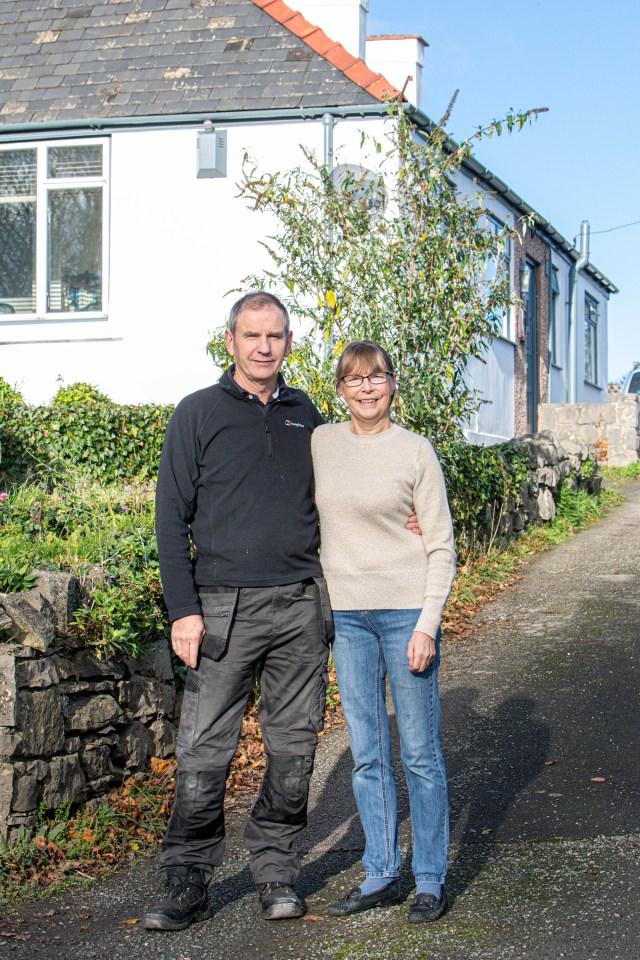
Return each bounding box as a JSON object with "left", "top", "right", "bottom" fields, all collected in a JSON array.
[
  {"left": 407, "top": 631, "right": 436, "bottom": 672},
  {"left": 405, "top": 513, "right": 422, "bottom": 536},
  {"left": 171, "top": 614, "right": 205, "bottom": 669}
]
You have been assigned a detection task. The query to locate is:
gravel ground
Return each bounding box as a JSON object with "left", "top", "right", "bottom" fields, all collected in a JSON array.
[{"left": 2, "top": 481, "right": 639, "bottom": 960}]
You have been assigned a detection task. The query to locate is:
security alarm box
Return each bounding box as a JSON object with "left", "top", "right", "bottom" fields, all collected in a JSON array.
[{"left": 197, "top": 129, "right": 227, "bottom": 178}]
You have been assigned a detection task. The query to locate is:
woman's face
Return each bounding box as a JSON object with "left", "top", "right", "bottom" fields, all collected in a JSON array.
[{"left": 337, "top": 364, "right": 395, "bottom": 434}]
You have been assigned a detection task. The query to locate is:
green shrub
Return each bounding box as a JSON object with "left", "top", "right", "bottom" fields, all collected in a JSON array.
[
  {"left": 438, "top": 439, "right": 529, "bottom": 556},
  {"left": 0, "top": 400, "right": 173, "bottom": 484},
  {"left": 72, "top": 574, "right": 164, "bottom": 660},
  {"left": 0, "top": 559, "right": 37, "bottom": 593},
  {"left": 52, "top": 382, "right": 109, "bottom": 407},
  {"left": 0, "top": 377, "right": 24, "bottom": 411}
]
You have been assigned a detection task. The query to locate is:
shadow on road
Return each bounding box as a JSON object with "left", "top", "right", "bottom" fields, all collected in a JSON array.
[
  {"left": 204, "top": 685, "right": 551, "bottom": 912},
  {"left": 444, "top": 687, "right": 550, "bottom": 901}
]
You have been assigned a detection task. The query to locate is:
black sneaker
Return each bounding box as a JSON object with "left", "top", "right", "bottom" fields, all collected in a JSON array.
[
  {"left": 407, "top": 888, "right": 448, "bottom": 924},
  {"left": 328, "top": 879, "right": 403, "bottom": 917},
  {"left": 143, "top": 866, "right": 210, "bottom": 931},
  {"left": 258, "top": 882, "right": 305, "bottom": 920}
]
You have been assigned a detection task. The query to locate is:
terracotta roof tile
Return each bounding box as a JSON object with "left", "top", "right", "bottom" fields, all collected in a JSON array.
[
  {"left": 281, "top": 13, "right": 317, "bottom": 39},
  {"left": 251, "top": 0, "right": 402, "bottom": 103}
]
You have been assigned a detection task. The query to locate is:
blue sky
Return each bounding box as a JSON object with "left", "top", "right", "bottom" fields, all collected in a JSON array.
[{"left": 368, "top": 0, "right": 640, "bottom": 383}]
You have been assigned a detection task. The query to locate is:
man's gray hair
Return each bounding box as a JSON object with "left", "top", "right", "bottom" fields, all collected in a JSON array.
[{"left": 227, "top": 292, "right": 290, "bottom": 337}]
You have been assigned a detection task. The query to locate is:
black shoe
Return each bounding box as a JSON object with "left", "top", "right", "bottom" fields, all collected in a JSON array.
[
  {"left": 258, "top": 882, "right": 305, "bottom": 920},
  {"left": 328, "top": 879, "right": 403, "bottom": 917},
  {"left": 143, "top": 866, "right": 210, "bottom": 931},
  {"left": 407, "top": 888, "right": 448, "bottom": 924}
]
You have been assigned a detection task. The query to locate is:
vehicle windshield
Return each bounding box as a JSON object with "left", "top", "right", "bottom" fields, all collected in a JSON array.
[{"left": 628, "top": 371, "right": 640, "bottom": 394}]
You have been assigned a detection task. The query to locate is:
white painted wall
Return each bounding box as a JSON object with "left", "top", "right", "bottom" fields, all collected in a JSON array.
[
  {"left": 463, "top": 337, "right": 516, "bottom": 445},
  {"left": 0, "top": 116, "right": 388, "bottom": 405}
]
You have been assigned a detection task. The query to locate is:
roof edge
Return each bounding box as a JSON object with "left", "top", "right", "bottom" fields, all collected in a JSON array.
[
  {"left": 405, "top": 106, "right": 618, "bottom": 295},
  {"left": 252, "top": 0, "right": 403, "bottom": 103}
]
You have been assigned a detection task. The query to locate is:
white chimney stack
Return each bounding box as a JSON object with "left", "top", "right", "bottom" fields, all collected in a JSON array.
[
  {"left": 365, "top": 35, "right": 426, "bottom": 108},
  {"left": 294, "top": 0, "right": 369, "bottom": 59}
]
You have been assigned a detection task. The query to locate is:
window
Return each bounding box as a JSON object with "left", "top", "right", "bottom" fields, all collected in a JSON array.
[
  {"left": 485, "top": 213, "right": 512, "bottom": 339},
  {"left": 0, "top": 140, "right": 108, "bottom": 318},
  {"left": 549, "top": 266, "right": 560, "bottom": 366},
  {"left": 584, "top": 294, "right": 599, "bottom": 384}
]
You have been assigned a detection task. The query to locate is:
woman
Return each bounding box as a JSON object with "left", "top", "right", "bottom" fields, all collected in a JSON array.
[{"left": 311, "top": 339, "right": 456, "bottom": 923}]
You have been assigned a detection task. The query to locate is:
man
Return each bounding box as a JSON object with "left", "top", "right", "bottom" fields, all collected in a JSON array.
[
  {"left": 145, "top": 291, "right": 331, "bottom": 930},
  {"left": 145, "top": 291, "right": 418, "bottom": 930}
]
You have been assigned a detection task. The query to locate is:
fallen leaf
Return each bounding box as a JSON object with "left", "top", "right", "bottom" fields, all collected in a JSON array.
[
  {"left": 481, "top": 828, "right": 493, "bottom": 835},
  {"left": 591, "top": 776, "right": 606, "bottom": 782},
  {"left": 0, "top": 934, "right": 29, "bottom": 940},
  {"left": 117, "top": 918, "right": 139, "bottom": 925},
  {"left": 302, "top": 915, "right": 325, "bottom": 922},
  {"left": 544, "top": 759, "right": 559, "bottom": 766}
]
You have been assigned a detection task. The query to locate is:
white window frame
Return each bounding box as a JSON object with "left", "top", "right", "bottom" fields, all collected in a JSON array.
[
  {"left": 485, "top": 212, "right": 513, "bottom": 341},
  {"left": 584, "top": 293, "right": 599, "bottom": 386},
  {"left": 549, "top": 265, "right": 560, "bottom": 367},
  {"left": 0, "top": 137, "right": 110, "bottom": 323}
]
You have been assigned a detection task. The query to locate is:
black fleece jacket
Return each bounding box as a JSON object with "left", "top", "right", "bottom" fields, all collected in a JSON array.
[{"left": 155, "top": 368, "right": 324, "bottom": 622}]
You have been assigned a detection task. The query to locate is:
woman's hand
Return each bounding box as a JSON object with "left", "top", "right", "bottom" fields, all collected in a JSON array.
[{"left": 407, "top": 630, "right": 436, "bottom": 672}]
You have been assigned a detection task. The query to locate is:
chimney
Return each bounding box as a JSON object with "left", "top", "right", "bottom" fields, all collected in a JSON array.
[
  {"left": 294, "top": 0, "right": 369, "bottom": 59},
  {"left": 365, "top": 35, "right": 426, "bottom": 108}
]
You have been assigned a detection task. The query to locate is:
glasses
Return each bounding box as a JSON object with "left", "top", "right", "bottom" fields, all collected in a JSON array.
[{"left": 340, "top": 372, "right": 393, "bottom": 387}]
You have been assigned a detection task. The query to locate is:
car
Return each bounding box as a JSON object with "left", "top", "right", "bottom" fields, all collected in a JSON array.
[{"left": 621, "top": 361, "right": 640, "bottom": 395}]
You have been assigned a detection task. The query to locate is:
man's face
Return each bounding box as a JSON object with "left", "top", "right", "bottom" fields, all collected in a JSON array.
[{"left": 225, "top": 304, "right": 292, "bottom": 391}]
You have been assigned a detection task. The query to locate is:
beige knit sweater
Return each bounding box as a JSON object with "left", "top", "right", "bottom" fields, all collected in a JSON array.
[{"left": 311, "top": 421, "right": 456, "bottom": 639}]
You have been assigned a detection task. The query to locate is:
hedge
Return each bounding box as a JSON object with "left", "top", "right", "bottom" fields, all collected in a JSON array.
[
  {"left": 0, "top": 379, "right": 173, "bottom": 485},
  {"left": 0, "top": 378, "right": 529, "bottom": 551}
]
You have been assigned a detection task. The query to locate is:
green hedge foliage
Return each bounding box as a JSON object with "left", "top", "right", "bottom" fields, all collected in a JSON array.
[
  {"left": 438, "top": 438, "right": 529, "bottom": 555},
  {"left": 0, "top": 379, "right": 173, "bottom": 484}
]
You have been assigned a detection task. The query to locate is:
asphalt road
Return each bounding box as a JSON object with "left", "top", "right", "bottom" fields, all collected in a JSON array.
[{"left": 2, "top": 481, "right": 639, "bottom": 960}]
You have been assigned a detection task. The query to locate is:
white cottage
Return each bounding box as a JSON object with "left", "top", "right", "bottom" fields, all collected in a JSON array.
[{"left": 0, "top": 0, "right": 616, "bottom": 443}]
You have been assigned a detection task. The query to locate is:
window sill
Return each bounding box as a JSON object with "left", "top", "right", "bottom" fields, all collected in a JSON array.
[
  {"left": 583, "top": 379, "right": 601, "bottom": 390},
  {"left": 551, "top": 362, "right": 563, "bottom": 371},
  {"left": 496, "top": 333, "right": 517, "bottom": 347},
  {"left": 0, "top": 313, "right": 108, "bottom": 325}
]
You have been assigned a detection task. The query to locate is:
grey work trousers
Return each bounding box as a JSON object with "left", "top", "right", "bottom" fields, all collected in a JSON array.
[{"left": 160, "top": 580, "right": 331, "bottom": 886}]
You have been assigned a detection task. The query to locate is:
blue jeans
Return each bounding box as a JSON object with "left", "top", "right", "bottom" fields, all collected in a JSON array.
[{"left": 332, "top": 609, "right": 449, "bottom": 883}]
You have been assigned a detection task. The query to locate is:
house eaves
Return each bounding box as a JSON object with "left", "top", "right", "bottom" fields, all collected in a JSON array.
[{"left": 407, "top": 106, "right": 618, "bottom": 297}]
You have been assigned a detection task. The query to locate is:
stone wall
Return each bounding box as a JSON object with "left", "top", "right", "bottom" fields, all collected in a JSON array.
[
  {"left": 493, "top": 432, "right": 601, "bottom": 541},
  {"left": 540, "top": 394, "right": 640, "bottom": 468},
  {"left": 0, "top": 571, "right": 177, "bottom": 842}
]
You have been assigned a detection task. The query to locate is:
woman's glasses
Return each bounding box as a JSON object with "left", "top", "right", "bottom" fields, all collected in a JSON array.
[{"left": 340, "top": 372, "right": 393, "bottom": 387}]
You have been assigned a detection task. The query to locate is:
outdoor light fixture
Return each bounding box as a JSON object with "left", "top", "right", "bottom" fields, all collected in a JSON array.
[
  {"left": 197, "top": 123, "right": 227, "bottom": 178},
  {"left": 520, "top": 262, "right": 532, "bottom": 297}
]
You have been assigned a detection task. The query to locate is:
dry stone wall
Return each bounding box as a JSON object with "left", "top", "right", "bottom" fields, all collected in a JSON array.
[
  {"left": 493, "top": 432, "right": 601, "bottom": 542},
  {"left": 540, "top": 395, "right": 640, "bottom": 468},
  {"left": 0, "top": 571, "right": 178, "bottom": 842}
]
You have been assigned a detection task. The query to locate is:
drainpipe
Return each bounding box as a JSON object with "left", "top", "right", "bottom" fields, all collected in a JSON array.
[
  {"left": 323, "top": 112, "right": 334, "bottom": 172},
  {"left": 323, "top": 113, "right": 335, "bottom": 355},
  {"left": 568, "top": 220, "right": 590, "bottom": 402}
]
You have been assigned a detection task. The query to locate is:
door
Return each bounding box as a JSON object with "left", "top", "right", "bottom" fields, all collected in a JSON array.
[{"left": 523, "top": 259, "right": 538, "bottom": 433}]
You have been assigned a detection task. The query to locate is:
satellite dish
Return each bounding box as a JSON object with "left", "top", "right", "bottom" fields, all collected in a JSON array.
[{"left": 331, "top": 164, "right": 387, "bottom": 218}]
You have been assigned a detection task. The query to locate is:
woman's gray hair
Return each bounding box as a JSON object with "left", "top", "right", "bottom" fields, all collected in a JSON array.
[{"left": 228, "top": 292, "right": 290, "bottom": 337}]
